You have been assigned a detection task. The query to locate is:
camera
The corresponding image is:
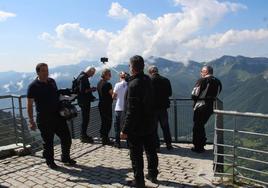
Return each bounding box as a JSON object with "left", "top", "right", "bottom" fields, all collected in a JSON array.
[{"left": 100, "top": 57, "right": 108, "bottom": 63}]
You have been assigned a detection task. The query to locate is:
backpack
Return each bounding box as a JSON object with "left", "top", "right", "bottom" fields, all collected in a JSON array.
[{"left": 71, "top": 76, "right": 81, "bottom": 94}]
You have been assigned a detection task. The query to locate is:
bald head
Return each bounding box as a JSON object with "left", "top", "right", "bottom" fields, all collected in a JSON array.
[{"left": 148, "top": 65, "right": 158, "bottom": 75}]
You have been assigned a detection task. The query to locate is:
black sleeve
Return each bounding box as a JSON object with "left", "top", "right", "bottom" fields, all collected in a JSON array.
[
  {"left": 27, "top": 84, "right": 35, "bottom": 99},
  {"left": 166, "top": 78, "right": 172, "bottom": 97}
]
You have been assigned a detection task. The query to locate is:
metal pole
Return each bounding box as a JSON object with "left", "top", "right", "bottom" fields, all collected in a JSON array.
[
  {"left": 215, "top": 99, "right": 224, "bottom": 173},
  {"left": 69, "top": 119, "right": 75, "bottom": 138},
  {"left": 233, "top": 116, "right": 237, "bottom": 184},
  {"left": 11, "top": 96, "right": 18, "bottom": 145},
  {"left": 18, "top": 96, "right": 26, "bottom": 149},
  {"left": 173, "top": 99, "right": 178, "bottom": 142}
]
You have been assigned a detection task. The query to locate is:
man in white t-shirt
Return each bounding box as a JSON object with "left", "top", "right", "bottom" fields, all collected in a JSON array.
[{"left": 112, "top": 72, "right": 128, "bottom": 148}]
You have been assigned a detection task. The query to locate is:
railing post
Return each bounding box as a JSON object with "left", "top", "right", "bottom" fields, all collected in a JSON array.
[
  {"left": 173, "top": 99, "right": 178, "bottom": 142},
  {"left": 11, "top": 96, "right": 19, "bottom": 145},
  {"left": 18, "top": 96, "right": 26, "bottom": 149},
  {"left": 214, "top": 99, "right": 224, "bottom": 173},
  {"left": 69, "top": 119, "right": 75, "bottom": 139},
  {"left": 233, "top": 116, "right": 237, "bottom": 184}
]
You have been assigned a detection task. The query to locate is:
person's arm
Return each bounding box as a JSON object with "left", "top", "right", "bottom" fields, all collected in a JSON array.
[
  {"left": 27, "top": 98, "right": 36, "bottom": 131},
  {"left": 191, "top": 78, "right": 203, "bottom": 100},
  {"left": 112, "top": 84, "right": 118, "bottom": 99},
  {"left": 121, "top": 82, "right": 138, "bottom": 135},
  {"left": 167, "top": 79, "right": 172, "bottom": 97}
]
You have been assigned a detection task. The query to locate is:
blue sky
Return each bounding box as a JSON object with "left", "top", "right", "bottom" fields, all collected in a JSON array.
[{"left": 1, "top": 0, "right": 268, "bottom": 72}]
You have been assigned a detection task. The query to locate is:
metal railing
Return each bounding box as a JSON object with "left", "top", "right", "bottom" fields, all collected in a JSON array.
[
  {"left": 0, "top": 95, "right": 223, "bottom": 150},
  {"left": 213, "top": 110, "right": 268, "bottom": 186}
]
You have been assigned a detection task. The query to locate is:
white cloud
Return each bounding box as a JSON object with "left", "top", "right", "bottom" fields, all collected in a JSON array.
[
  {"left": 39, "top": 1, "right": 268, "bottom": 67},
  {"left": 184, "top": 29, "right": 268, "bottom": 49},
  {"left": 0, "top": 11, "right": 16, "bottom": 22},
  {"left": 49, "top": 72, "right": 62, "bottom": 80},
  {"left": 108, "top": 2, "right": 132, "bottom": 20}
]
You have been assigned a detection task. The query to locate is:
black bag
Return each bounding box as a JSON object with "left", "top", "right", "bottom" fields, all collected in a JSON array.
[{"left": 59, "top": 100, "right": 78, "bottom": 120}]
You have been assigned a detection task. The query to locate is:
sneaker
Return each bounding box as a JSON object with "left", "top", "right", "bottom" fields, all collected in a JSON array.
[
  {"left": 80, "top": 136, "right": 94, "bottom": 143},
  {"left": 145, "top": 174, "right": 157, "bottom": 183},
  {"left": 191, "top": 147, "right": 205, "bottom": 153},
  {"left": 62, "top": 158, "right": 77, "bottom": 165},
  {"left": 46, "top": 162, "right": 58, "bottom": 170},
  {"left": 167, "top": 144, "right": 173, "bottom": 150}
]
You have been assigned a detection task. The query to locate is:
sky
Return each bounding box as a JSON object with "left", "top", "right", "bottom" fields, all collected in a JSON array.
[{"left": 0, "top": 0, "right": 268, "bottom": 72}]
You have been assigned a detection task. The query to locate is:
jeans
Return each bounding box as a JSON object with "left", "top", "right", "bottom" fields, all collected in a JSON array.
[{"left": 113, "top": 111, "right": 123, "bottom": 144}]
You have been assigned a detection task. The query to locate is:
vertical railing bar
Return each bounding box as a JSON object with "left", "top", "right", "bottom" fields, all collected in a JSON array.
[
  {"left": 11, "top": 96, "right": 18, "bottom": 145},
  {"left": 18, "top": 96, "right": 26, "bottom": 149},
  {"left": 233, "top": 116, "right": 237, "bottom": 184},
  {"left": 173, "top": 99, "right": 178, "bottom": 142}
]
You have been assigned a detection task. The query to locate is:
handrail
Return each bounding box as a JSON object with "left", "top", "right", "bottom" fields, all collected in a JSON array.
[
  {"left": 214, "top": 109, "right": 268, "bottom": 119},
  {"left": 214, "top": 109, "right": 268, "bottom": 186}
]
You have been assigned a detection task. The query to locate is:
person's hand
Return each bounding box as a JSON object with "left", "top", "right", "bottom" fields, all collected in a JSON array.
[
  {"left": 120, "top": 132, "right": 128, "bottom": 139},
  {"left": 91, "top": 87, "right": 97, "bottom": 92},
  {"left": 29, "top": 119, "right": 37, "bottom": 131}
]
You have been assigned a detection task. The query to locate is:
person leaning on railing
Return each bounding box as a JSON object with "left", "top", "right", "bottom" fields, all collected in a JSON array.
[
  {"left": 27, "top": 63, "right": 76, "bottom": 169},
  {"left": 191, "top": 65, "right": 222, "bottom": 153}
]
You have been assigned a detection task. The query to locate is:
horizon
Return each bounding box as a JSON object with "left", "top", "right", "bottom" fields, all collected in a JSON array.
[
  {"left": 1, "top": 54, "right": 267, "bottom": 74},
  {"left": 1, "top": 0, "right": 268, "bottom": 72}
]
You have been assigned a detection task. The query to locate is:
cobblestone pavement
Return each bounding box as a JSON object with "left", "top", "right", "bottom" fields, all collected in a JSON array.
[{"left": 0, "top": 139, "right": 220, "bottom": 188}]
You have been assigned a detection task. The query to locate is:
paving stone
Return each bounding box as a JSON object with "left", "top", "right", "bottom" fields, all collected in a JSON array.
[{"left": 0, "top": 140, "right": 222, "bottom": 187}]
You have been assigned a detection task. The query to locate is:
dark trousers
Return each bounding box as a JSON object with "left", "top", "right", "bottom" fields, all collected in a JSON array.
[
  {"left": 37, "top": 113, "right": 72, "bottom": 164},
  {"left": 155, "top": 108, "right": 172, "bottom": 147},
  {"left": 113, "top": 111, "right": 123, "bottom": 144},
  {"left": 128, "top": 133, "right": 159, "bottom": 187},
  {"left": 98, "top": 104, "right": 112, "bottom": 138},
  {"left": 80, "top": 105, "right": 91, "bottom": 137},
  {"left": 193, "top": 104, "right": 213, "bottom": 149}
]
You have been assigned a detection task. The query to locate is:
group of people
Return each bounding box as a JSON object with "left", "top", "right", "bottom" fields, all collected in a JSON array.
[{"left": 26, "top": 55, "right": 222, "bottom": 188}]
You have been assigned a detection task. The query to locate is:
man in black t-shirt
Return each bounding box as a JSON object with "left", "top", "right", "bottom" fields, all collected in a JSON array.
[
  {"left": 27, "top": 63, "right": 76, "bottom": 169},
  {"left": 97, "top": 68, "right": 114, "bottom": 145},
  {"left": 76, "top": 67, "right": 96, "bottom": 143},
  {"left": 191, "top": 65, "right": 222, "bottom": 153}
]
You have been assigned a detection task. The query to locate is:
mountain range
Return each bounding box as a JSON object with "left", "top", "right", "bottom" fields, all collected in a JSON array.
[{"left": 0, "top": 55, "right": 268, "bottom": 115}]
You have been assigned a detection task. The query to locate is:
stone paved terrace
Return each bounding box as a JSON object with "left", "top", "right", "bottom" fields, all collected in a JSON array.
[{"left": 0, "top": 139, "right": 222, "bottom": 188}]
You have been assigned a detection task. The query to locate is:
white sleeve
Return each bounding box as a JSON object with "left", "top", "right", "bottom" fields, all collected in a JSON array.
[{"left": 113, "top": 83, "right": 119, "bottom": 94}]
